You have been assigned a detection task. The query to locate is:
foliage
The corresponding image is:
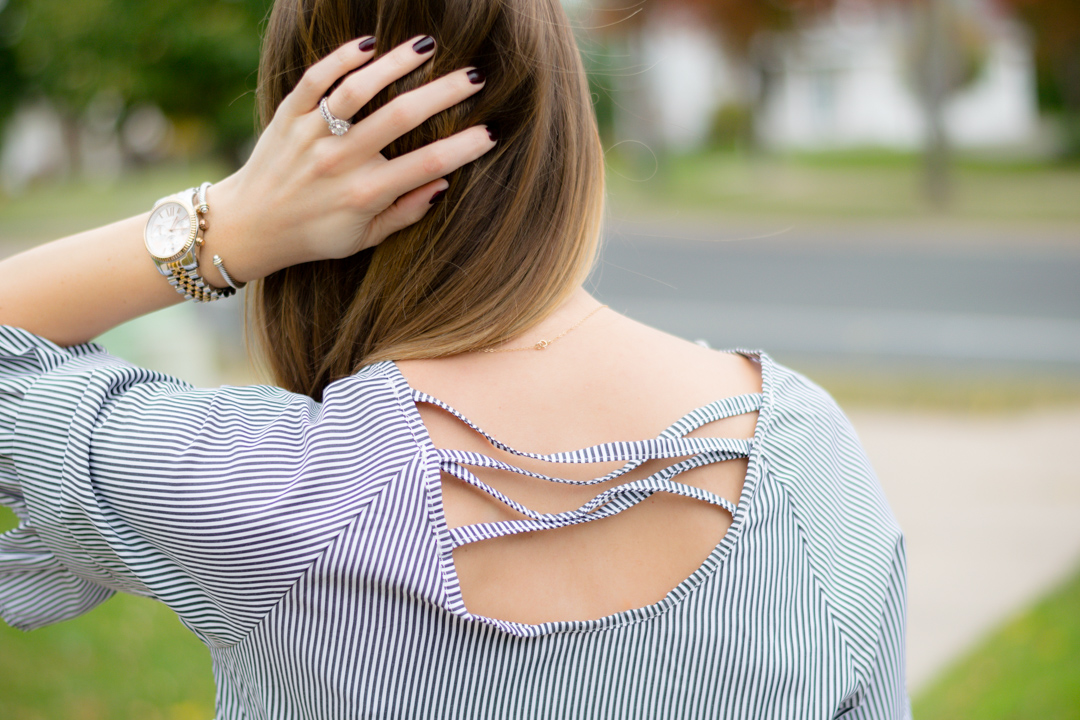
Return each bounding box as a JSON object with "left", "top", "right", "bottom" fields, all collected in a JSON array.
[
  {"left": 706, "top": 101, "right": 754, "bottom": 151},
  {"left": 997, "top": 0, "right": 1080, "bottom": 156},
  {"left": 0, "top": 0, "right": 271, "bottom": 163},
  {"left": 577, "top": 34, "right": 619, "bottom": 144},
  {"left": 913, "top": 562, "right": 1080, "bottom": 720},
  {"left": 0, "top": 2, "right": 26, "bottom": 127}
]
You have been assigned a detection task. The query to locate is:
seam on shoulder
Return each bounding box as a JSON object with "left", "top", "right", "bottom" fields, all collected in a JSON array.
[
  {"left": 761, "top": 364, "right": 899, "bottom": 687},
  {"left": 768, "top": 463, "right": 871, "bottom": 690},
  {"left": 231, "top": 481, "right": 387, "bottom": 649},
  {"left": 227, "top": 368, "right": 419, "bottom": 649}
]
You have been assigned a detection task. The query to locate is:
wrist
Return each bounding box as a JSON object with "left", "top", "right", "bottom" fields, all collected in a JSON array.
[
  {"left": 202, "top": 173, "right": 318, "bottom": 284},
  {"left": 197, "top": 175, "right": 252, "bottom": 286}
]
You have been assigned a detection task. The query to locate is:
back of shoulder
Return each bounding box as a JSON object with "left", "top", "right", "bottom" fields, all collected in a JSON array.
[
  {"left": 759, "top": 357, "right": 903, "bottom": 583},
  {"left": 760, "top": 358, "right": 909, "bottom": 692},
  {"left": 762, "top": 358, "right": 882, "bottom": 504}
]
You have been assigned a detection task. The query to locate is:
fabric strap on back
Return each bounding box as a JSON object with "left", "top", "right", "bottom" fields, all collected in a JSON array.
[{"left": 411, "top": 389, "right": 763, "bottom": 550}]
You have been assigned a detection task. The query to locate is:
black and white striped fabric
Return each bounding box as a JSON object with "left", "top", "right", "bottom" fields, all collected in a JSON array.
[{"left": 0, "top": 324, "right": 909, "bottom": 719}]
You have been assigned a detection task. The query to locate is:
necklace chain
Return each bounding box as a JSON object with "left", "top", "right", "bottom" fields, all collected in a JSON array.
[{"left": 480, "top": 305, "right": 608, "bottom": 353}]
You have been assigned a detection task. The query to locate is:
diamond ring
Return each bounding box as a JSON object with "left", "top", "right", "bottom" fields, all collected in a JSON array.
[{"left": 319, "top": 96, "right": 352, "bottom": 136}]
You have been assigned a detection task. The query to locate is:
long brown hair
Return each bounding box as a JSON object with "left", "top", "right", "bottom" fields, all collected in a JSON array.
[{"left": 247, "top": 0, "right": 605, "bottom": 401}]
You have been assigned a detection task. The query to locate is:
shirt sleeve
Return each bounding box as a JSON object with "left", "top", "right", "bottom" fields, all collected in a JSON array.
[
  {"left": 843, "top": 536, "right": 911, "bottom": 720},
  {"left": 762, "top": 359, "right": 910, "bottom": 716},
  {"left": 0, "top": 324, "right": 405, "bottom": 646}
]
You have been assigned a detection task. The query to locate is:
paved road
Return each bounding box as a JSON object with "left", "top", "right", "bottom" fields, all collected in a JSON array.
[{"left": 591, "top": 219, "right": 1080, "bottom": 368}]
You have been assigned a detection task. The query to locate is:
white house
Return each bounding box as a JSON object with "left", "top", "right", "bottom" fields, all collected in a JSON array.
[{"left": 629, "top": 0, "right": 1039, "bottom": 152}]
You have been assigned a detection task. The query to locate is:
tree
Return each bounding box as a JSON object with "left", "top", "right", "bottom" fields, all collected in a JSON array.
[
  {"left": 997, "top": 0, "right": 1080, "bottom": 157},
  {"left": 0, "top": 0, "right": 27, "bottom": 128},
  {"left": 1, "top": 0, "right": 269, "bottom": 167},
  {"left": 908, "top": 0, "right": 990, "bottom": 207}
]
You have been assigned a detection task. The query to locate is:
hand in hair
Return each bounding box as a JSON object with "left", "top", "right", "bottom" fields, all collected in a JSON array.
[
  {"left": 0, "top": 34, "right": 497, "bottom": 347},
  {"left": 209, "top": 34, "right": 497, "bottom": 275}
]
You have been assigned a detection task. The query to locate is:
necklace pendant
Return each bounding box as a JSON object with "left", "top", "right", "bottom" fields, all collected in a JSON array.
[{"left": 534, "top": 339, "right": 550, "bottom": 350}]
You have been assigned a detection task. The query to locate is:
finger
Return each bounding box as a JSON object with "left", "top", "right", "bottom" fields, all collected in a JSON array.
[
  {"left": 324, "top": 35, "right": 437, "bottom": 122},
  {"left": 365, "top": 178, "right": 450, "bottom": 247},
  {"left": 345, "top": 66, "right": 486, "bottom": 156},
  {"left": 279, "top": 35, "right": 378, "bottom": 117},
  {"left": 368, "top": 125, "right": 497, "bottom": 207}
]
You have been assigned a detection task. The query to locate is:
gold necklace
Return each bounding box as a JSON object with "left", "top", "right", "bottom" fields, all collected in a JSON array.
[{"left": 480, "top": 305, "right": 608, "bottom": 353}]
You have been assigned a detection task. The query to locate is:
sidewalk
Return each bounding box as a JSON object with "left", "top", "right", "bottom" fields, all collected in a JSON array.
[{"left": 846, "top": 405, "right": 1080, "bottom": 693}]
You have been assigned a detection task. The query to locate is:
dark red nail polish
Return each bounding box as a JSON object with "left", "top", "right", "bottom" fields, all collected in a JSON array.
[
  {"left": 486, "top": 125, "right": 498, "bottom": 142},
  {"left": 359, "top": 36, "right": 376, "bottom": 52},
  {"left": 429, "top": 188, "right": 447, "bottom": 204},
  {"left": 413, "top": 36, "right": 435, "bottom": 54},
  {"left": 467, "top": 68, "right": 486, "bottom": 85}
]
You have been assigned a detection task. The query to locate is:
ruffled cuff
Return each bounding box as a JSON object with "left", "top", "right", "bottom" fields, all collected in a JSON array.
[{"left": 0, "top": 325, "right": 116, "bottom": 629}]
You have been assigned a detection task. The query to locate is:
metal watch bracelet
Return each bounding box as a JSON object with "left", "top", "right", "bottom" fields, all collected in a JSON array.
[{"left": 149, "top": 184, "right": 241, "bottom": 303}]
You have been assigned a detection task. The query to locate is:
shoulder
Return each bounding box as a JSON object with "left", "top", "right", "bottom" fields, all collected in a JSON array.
[
  {"left": 1, "top": 320, "right": 421, "bottom": 480},
  {"left": 758, "top": 353, "right": 898, "bottom": 535},
  {"left": 102, "top": 359, "right": 417, "bottom": 463},
  {"left": 761, "top": 357, "right": 851, "bottom": 438},
  {"left": 755, "top": 354, "right": 905, "bottom": 656},
  {"left": 759, "top": 356, "right": 881, "bottom": 504}
]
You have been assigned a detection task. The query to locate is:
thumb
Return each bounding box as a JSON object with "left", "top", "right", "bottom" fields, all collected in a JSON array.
[{"left": 366, "top": 178, "right": 450, "bottom": 246}]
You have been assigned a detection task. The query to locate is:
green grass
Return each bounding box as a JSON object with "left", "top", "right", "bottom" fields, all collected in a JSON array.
[
  {"left": 913, "top": 562, "right": 1080, "bottom": 720},
  {"left": 0, "top": 160, "right": 231, "bottom": 247},
  {"left": 605, "top": 149, "right": 1080, "bottom": 223},
  {"left": 0, "top": 508, "right": 215, "bottom": 720},
  {"left": 809, "top": 368, "right": 1080, "bottom": 414}
]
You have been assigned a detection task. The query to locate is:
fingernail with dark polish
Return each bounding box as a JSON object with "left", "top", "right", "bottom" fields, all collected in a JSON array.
[
  {"left": 486, "top": 125, "right": 499, "bottom": 142},
  {"left": 359, "top": 36, "right": 376, "bottom": 52},
  {"left": 467, "top": 68, "right": 486, "bottom": 85},
  {"left": 413, "top": 36, "right": 435, "bottom": 54},
  {"left": 429, "top": 188, "right": 447, "bottom": 204}
]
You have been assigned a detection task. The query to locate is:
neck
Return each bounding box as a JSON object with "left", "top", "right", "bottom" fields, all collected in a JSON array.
[{"left": 486, "top": 287, "right": 603, "bottom": 351}]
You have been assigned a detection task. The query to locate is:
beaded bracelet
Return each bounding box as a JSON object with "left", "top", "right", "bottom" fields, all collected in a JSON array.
[{"left": 197, "top": 182, "right": 246, "bottom": 291}]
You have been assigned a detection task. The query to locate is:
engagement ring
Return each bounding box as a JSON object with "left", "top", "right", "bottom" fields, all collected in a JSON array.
[{"left": 319, "top": 96, "right": 352, "bottom": 136}]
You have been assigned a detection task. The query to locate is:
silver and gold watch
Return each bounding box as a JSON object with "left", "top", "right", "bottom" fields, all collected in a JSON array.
[{"left": 144, "top": 186, "right": 235, "bottom": 302}]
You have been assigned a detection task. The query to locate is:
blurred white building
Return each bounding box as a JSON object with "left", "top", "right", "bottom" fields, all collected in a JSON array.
[
  {"left": 634, "top": 9, "right": 744, "bottom": 151},
  {"left": 632, "top": 0, "right": 1039, "bottom": 152},
  {"left": 0, "top": 97, "right": 172, "bottom": 194},
  {"left": 0, "top": 101, "right": 68, "bottom": 194},
  {"left": 757, "top": 0, "right": 1038, "bottom": 151}
]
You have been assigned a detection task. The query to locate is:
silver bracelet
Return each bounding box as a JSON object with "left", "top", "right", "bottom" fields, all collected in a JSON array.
[
  {"left": 212, "top": 254, "right": 246, "bottom": 290},
  {"left": 196, "top": 181, "right": 211, "bottom": 215},
  {"left": 198, "top": 183, "right": 247, "bottom": 291}
]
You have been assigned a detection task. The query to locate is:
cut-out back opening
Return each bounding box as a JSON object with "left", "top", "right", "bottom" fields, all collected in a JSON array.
[{"left": 412, "top": 388, "right": 762, "bottom": 625}]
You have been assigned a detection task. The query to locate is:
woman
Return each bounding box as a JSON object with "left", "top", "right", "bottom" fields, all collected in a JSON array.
[{"left": 0, "top": 0, "right": 908, "bottom": 718}]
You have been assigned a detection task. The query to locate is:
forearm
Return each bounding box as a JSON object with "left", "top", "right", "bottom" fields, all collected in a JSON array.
[
  {"left": 0, "top": 212, "right": 187, "bottom": 346},
  {"left": 0, "top": 176, "right": 291, "bottom": 347}
]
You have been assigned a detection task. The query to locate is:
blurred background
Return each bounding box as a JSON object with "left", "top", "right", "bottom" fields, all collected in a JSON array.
[{"left": 0, "top": 0, "right": 1078, "bottom": 717}]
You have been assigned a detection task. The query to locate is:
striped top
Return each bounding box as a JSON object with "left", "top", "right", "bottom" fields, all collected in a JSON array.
[{"left": 0, "top": 324, "right": 909, "bottom": 719}]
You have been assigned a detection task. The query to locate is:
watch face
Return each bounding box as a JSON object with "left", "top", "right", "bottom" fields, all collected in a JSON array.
[{"left": 146, "top": 201, "right": 194, "bottom": 259}]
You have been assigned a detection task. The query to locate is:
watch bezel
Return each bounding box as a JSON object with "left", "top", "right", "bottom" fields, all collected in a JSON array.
[{"left": 145, "top": 196, "right": 198, "bottom": 263}]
